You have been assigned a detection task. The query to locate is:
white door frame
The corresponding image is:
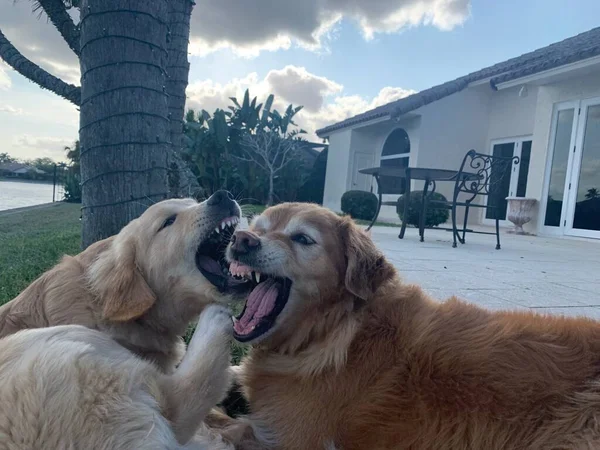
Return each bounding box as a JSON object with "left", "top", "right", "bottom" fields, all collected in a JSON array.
[
  {"left": 565, "top": 96, "right": 600, "bottom": 239},
  {"left": 539, "top": 100, "right": 581, "bottom": 236},
  {"left": 482, "top": 135, "right": 533, "bottom": 226}
]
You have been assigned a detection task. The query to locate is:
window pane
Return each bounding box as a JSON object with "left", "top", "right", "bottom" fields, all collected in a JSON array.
[
  {"left": 544, "top": 109, "right": 575, "bottom": 227},
  {"left": 573, "top": 105, "right": 600, "bottom": 231},
  {"left": 516, "top": 141, "right": 531, "bottom": 197},
  {"left": 379, "top": 157, "right": 408, "bottom": 194},
  {"left": 382, "top": 129, "right": 410, "bottom": 157}
]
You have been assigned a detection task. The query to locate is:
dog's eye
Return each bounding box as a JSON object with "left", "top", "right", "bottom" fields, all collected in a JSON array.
[
  {"left": 291, "top": 234, "right": 315, "bottom": 246},
  {"left": 160, "top": 215, "right": 177, "bottom": 231}
]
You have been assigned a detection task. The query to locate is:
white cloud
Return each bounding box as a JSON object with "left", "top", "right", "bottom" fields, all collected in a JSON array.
[
  {"left": 186, "top": 65, "right": 416, "bottom": 139},
  {"left": 0, "top": 1, "right": 80, "bottom": 85},
  {"left": 11, "top": 135, "right": 73, "bottom": 161},
  {"left": 265, "top": 66, "right": 342, "bottom": 112},
  {"left": 191, "top": 0, "right": 471, "bottom": 56},
  {"left": 0, "top": 104, "right": 25, "bottom": 115},
  {"left": 0, "top": 63, "right": 11, "bottom": 90}
]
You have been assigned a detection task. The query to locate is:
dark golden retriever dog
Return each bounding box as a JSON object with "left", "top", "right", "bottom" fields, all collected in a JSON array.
[
  {"left": 220, "top": 202, "right": 600, "bottom": 450},
  {"left": 0, "top": 191, "right": 245, "bottom": 372}
]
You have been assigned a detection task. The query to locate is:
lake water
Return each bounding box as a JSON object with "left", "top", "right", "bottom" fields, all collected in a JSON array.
[{"left": 0, "top": 180, "right": 63, "bottom": 212}]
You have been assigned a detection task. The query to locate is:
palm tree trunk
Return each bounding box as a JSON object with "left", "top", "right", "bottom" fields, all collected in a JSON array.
[
  {"left": 166, "top": 0, "right": 199, "bottom": 197},
  {"left": 79, "top": 0, "right": 170, "bottom": 248}
]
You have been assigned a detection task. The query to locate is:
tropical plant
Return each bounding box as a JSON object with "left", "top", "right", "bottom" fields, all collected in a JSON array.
[
  {"left": 585, "top": 188, "right": 599, "bottom": 200},
  {"left": 237, "top": 130, "right": 302, "bottom": 206},
  {"left": 183, "top": 89, "right": 311, "bottom": 205},
  {"left": 63, "top": 141, "right": 81, "bottom": 202}
]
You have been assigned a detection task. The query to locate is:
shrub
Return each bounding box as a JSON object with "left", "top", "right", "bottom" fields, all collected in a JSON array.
[
  {"left": 396, "top": 191, "right": 449, "bottom": 227},
  {"left": 341, "top": 190, "right": 378, "bottom": 221},
  {"left": 63, "top": 173, "right": 81, "bottom": 203}
]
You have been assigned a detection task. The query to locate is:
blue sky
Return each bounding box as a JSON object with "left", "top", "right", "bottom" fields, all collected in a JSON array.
[
  {"left": 1, "top": 0, "right": 599, "bottom": 161},
  {"left": 190, "top": 0, "right": 600, "bottom": 95}
]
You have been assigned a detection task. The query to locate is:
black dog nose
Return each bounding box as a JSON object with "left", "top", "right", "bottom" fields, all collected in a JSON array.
[
  {"left": 207, "top": 190, "right": 234, "bottom": 206},
  {"left": 230, "top": 231, "right": 261, "bottom": 255}
]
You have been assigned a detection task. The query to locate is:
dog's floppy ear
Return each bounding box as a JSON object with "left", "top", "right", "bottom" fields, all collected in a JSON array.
[
  {"left": 340, "top": 218, "right": 396, "bottom": 301},
  {"left": 88, "top": 238, "right": 156, "bottom": 321}
]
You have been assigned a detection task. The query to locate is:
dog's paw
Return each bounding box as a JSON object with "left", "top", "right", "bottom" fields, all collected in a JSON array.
[
  {"left": 192, "top": 304, "right": 233, "bottom": 345},
  {"left": 201, "top": 304, "right": 233, "bottom": 332}
]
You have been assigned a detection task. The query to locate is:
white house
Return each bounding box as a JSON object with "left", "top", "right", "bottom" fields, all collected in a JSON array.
[{"left": 317, "top": 27, "right": 600, "bottom": 240}]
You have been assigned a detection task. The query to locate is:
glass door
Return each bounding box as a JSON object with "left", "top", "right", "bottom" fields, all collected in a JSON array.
[
  {"left": 484, "top": 138, "right": 532, "bottom": 223},
  {"left": 566, "top": 99, "right": 600, "bottom": 238},
  {"left": 540, "top": 103, "right": 579, "bottom": 234},
  {"left": 541, "top": 98, "right": 600, "bottom": 239}
]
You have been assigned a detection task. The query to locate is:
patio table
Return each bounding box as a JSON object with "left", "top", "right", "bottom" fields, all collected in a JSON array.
[{"left": 359, "top": 166, "right": 479, "bottom": 242}]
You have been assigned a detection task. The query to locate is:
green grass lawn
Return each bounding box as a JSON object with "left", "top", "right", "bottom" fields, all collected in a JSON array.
[{"left": 0, "top": 203, "right": 82, "bottom": 305}]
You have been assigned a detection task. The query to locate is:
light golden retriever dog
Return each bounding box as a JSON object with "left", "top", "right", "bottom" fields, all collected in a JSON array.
[
  {"left": 0, "top": 305, "right": 236, "bottom": 449},
  {"left": 0, "top": 190, "right": 245, "bottom": 373},
  {"left": 220, "top": 202, "right": 600, "bottom": 450}
]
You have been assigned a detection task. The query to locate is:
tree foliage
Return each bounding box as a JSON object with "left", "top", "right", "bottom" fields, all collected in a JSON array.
[
  {"left": 184, "top": 89, "right": 318, "bottom": 205},
  {"left": 63, "top": 141, "right": 81, "bottom": 202}
]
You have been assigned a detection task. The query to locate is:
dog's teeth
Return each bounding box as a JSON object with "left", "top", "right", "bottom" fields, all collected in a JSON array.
[
  {"left": 215, "top": 227, "right": 220, "bottom": 234},
  {"left": 251, "top": 326, "right": 255, "bottom": 331},
  {"left": 227, "top": 220, "right": 232, "bottom": 227},
  {"left": 232, "top": 316, "right": 238, "bottom": 324},
  {"left": 255, "top": 272, "right": 261, "bottom": 283}
]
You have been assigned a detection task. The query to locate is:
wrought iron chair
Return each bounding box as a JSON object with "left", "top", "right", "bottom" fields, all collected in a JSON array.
[{"left": 428, "top": 150, "right": 519, "bottom": 250}]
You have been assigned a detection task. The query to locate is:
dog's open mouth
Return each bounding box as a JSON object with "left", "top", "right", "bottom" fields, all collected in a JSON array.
[
  {"left": 195, "top": 217, "right": 248, "bottom": 292},
  {"left": 229, "top": 261, "right": 292, "bottom": 342}
]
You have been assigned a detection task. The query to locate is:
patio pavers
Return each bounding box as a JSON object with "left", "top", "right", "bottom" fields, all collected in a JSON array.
[{"left": 370, "top": 225, "right": 600, "bottom": 319}]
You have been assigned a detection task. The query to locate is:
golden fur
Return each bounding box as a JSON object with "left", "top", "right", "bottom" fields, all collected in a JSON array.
[
  {"left": 0, "top": 197, "right": 239, "bottom": 372},
  {"left": 223, "top": 203, "right": 600, "bottom": 450},
  {"left": 0, "top": 305, "right": 236, "bottom": 449}
]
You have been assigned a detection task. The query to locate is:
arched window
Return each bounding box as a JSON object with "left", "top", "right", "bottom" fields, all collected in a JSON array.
[
  {"left": 382, "top": 128, "right": 410, "bottom": 159},
  {"left": 380, "top": 128, "right": 410, "bottom": 193}
]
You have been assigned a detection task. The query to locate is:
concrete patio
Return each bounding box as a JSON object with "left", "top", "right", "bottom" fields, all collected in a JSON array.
[{"left": 370, "top": 225, "right": 600, "bottom": 319}]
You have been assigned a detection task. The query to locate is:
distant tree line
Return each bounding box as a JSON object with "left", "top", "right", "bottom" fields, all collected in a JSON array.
[{"left": 0, "top": 152, "right": 64, "bottom": 182}]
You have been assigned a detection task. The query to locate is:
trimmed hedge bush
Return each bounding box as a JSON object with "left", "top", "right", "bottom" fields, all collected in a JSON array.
[
  {"left": 396, "top": 191, "right": 449, "bottom": 228},
  {"left": 341, "top": 190, "right": 378, "bottom": 221}
]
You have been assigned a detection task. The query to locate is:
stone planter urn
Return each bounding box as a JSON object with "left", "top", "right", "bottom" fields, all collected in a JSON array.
[{"left": 506, "top": 197, "right": 538, "bottom": 235}]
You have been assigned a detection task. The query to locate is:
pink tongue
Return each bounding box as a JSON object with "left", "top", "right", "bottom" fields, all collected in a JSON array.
[{"left": 234, "top": 278, "right": 280, "bottom": 335}]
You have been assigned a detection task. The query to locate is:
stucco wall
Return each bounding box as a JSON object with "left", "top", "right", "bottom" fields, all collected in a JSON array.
[
  {"left": 486, "top": 86, "right": 538, "bottom": 143},
  {"left": 323, "top": 129, "right": 353, "bottom": 212},
  {"left": 414, "top": 87, "right": 491, "bottom": 203}
]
